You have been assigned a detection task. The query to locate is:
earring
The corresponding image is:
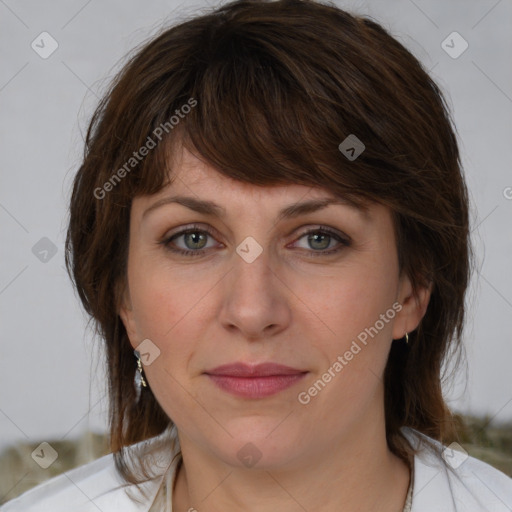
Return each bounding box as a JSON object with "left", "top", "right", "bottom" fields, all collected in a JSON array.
[
  {"left": 404, "top": 332, "right": 409, "bottom": 344},
  {"left": 134, "top": 350, "right": 148, "bottom": 399}
]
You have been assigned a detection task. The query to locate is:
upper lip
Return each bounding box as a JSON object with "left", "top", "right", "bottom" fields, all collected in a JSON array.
[{"left": 205, "top": 363, "right": 307, "bottom": 377}]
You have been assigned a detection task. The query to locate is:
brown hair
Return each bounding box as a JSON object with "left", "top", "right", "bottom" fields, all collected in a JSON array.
[{"left": 65, "top": 0, "right": 472, "bottom": 489}]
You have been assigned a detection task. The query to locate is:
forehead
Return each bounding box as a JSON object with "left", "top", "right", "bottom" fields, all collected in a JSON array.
[
  {"left": 137, "top": 144, "right": 357, "bottom": 212},
  {"left": 131, "top": 141, "right": 391, "bottom": 230}
]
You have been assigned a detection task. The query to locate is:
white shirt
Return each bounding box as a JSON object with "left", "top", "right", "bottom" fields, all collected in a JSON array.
[{"left": 1, "top": 426, "right": 511, "bottom": 511}]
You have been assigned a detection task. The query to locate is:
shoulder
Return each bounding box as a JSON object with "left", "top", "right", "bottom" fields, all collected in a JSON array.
[
  {"left": 401, "top": 427, "right": 512, "bottom": 512},
  {"left": 0, "top": 451, "right": 134, "bottom": 512},
  {"left": 0, "top": 427, "right": 180, "bottom": 512}
]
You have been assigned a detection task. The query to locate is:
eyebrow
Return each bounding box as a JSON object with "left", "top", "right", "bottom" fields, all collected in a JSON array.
[{"left": 142, "top": 194, "right": 369, "bottom": 222}]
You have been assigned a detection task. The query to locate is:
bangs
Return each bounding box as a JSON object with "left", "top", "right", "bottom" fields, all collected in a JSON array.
[{"left": 121, "top": 24, "right": 386, "bottom": 209}]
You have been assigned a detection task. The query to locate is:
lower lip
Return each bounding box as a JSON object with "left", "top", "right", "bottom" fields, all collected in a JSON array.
[{"left": 206, "top": 373, "right": 307, "bottom": 399}]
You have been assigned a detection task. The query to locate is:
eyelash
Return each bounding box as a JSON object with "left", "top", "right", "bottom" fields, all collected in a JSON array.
[{"left": 160, "top": 224, "right": 351, "bottom": 258}]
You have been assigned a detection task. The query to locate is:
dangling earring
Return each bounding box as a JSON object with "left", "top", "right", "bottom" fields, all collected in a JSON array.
[
  {"left": 134, "top": 350, "right": 148, "bottom": 400},
  {"left": 404, "top": 332, "right": 409, "bottom": 344}
]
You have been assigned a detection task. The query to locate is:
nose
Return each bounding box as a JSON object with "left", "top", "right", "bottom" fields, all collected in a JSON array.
[{"left": 217, "top": 245, "right": 291, "bottom": 341}]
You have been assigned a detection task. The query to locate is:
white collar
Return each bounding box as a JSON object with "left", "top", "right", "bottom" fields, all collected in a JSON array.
[{"left": 3, "top": 425, "right": 511, "bottom": 511}]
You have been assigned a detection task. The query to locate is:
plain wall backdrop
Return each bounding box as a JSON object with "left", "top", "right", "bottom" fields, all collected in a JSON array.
[{"left": 1, "top": 0, "right": 511, "bottom": 456}]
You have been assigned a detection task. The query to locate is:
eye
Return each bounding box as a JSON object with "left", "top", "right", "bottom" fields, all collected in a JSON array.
[
  {"left": 291, "top": 226, "right": 351, "bottom": 256},
  {"left": 160, "top": 225, "right": 220, "bottom": 257},
  {"left": 160, "top": 224, "right": 351, "bottom": 258}
]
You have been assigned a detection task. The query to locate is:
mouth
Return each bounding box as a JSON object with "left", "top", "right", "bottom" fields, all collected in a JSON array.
[{"left": 204, "top": 362, "right": 308, "bottom": 399}]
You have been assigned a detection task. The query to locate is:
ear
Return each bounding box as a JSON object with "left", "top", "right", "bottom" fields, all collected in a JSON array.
[
  {"left": 117, "top": 280, "right": 138, "bottom": 347},
  {"left": 392, "top": 272, "right": 432, "bottom": 340}
]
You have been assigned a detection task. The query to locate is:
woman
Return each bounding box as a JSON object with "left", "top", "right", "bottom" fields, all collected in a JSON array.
[{"left": 2, "top": 0, "right": 511, "bottom": 510}]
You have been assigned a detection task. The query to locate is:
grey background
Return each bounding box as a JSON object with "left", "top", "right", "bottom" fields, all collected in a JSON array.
[{"left": 1, "top": 0, "right": 511, "bottom": 456}]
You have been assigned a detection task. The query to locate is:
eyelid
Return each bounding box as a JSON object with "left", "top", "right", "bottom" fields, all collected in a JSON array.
[
  {"left": 291, "top": 225, "right": 352, "bottom": 245},
  {"left": 161, "top": 223, "right": 220, "bottom": 241},
  {"left": 160, "top": 223, "right": 349, "bottom": 244}
]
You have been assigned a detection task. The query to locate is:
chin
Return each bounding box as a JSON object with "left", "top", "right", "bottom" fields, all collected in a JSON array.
[{"left": 212, "top": 421, "right": 306, "bottom": 470}]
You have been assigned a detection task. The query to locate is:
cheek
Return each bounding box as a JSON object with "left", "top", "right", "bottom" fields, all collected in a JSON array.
[
  {"left": 128, "top": 253, "right": 209, "bottom": 338},
  {"left": 297, "top": 270, "right": 398, "bottom": 417},
  {"left": 307, "top": 259, "right": 398, "bottom": 352},
  {"left": 126, "top": 256, "right": 218, "bottom": 383},
  {"left": 126, "top": 266, "right": 204, "bottom": 421}
]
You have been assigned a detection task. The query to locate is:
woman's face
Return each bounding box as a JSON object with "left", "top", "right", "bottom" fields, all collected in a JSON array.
[{"left": 120, "top": 145, "right": 429, "bottom": 469}]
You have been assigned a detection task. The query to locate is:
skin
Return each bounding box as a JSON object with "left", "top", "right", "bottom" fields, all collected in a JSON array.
[{"left": 120, "top": 144, "right": 431, "bottom": 512}]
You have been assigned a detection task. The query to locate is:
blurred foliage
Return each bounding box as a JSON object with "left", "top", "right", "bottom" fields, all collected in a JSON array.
[
  {"left": 446, "top": 413, "right": 512, "bottom": 477},
  {"left": 1, "top": 415, "right": 511, "bottom": 505},
  {"left": 0, "top": 430, "right": 109, "bottom": 505}
]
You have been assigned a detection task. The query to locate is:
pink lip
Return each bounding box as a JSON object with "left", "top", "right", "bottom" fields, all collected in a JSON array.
[
  {"left": 205, "top": 363, "right": 308, "bottom": 399},
  {"left": 207, "top": 362, "right": 306, "bottom": 377}
]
